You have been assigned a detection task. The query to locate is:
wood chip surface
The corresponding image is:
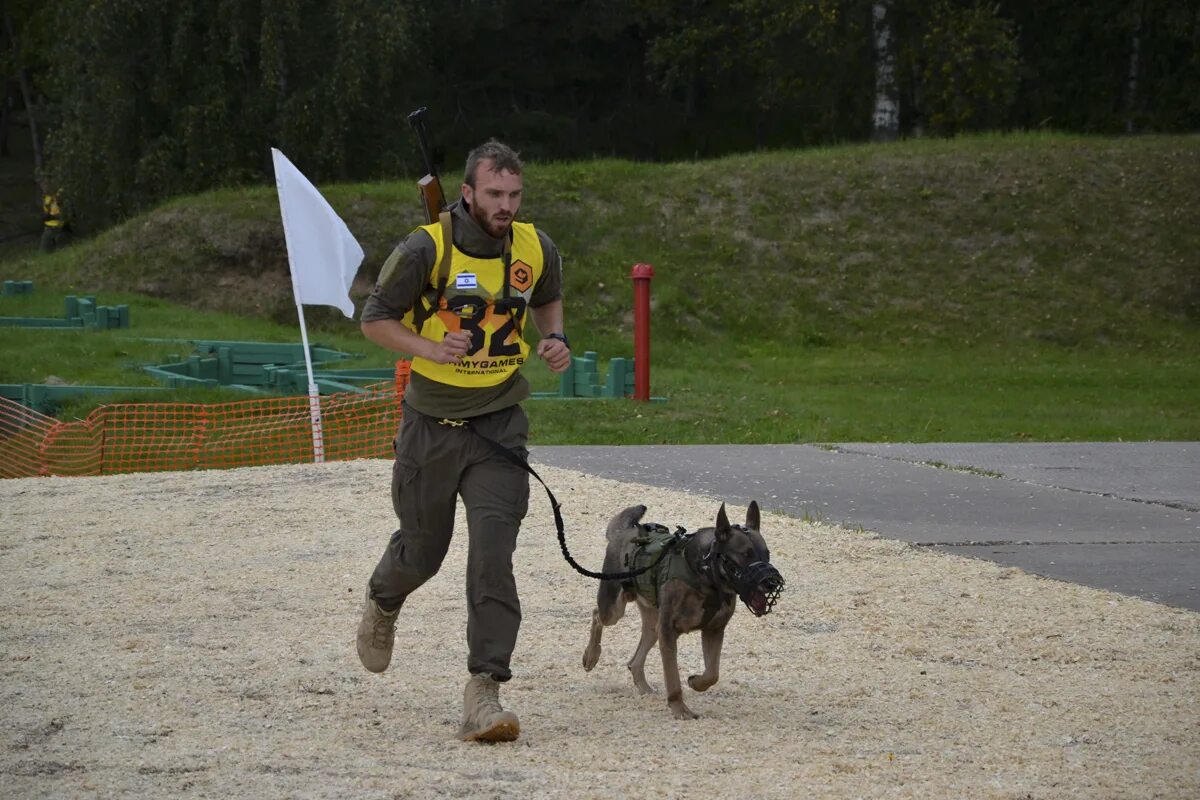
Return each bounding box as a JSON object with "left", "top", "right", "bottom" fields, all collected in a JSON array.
[{"left": 2, "top": 459, "right": 1196, "bottom": 799}]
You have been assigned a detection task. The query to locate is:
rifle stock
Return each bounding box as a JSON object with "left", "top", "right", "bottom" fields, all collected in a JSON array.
[
  {"left": 408, "top": 107, "right": 447, "bottom": 224},
  {"left": 417, "top": 174, "right": 446, "bottom": 225}
]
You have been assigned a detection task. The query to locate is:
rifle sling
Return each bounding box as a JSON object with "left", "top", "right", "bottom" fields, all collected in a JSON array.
[
  {"left": 434, "top": 209, "right": 513, "bottom": 304},
  {"left": 435, "top": 210, "right": 453, "bottom": 302}
]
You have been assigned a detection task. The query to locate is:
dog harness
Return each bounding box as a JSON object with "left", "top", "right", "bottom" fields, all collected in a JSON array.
[{"left": 622, "top": 524, "right": 703, "bottom": 609}]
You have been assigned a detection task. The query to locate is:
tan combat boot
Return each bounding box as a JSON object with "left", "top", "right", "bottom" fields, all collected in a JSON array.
[
  {"left": 457, "top": 674, "right": 520, "bottom": 742},
  {"left": 356, "top": 587, "right": 399, "bottom": 673}
]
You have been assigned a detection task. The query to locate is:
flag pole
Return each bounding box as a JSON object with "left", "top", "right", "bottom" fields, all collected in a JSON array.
[
  {"left": 273, "top": 150, "right": 326, "bottom": 464},
  {"left": 294, "top": 303, "right": 326, "bottom": 464}
]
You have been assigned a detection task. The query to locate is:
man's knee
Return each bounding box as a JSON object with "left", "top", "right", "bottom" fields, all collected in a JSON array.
[
  {"left": 399, "top": 533, "right": 451, "bottom": 578},
  {"left": 375, "top": 529, "right": 450, "bottom": 589}
]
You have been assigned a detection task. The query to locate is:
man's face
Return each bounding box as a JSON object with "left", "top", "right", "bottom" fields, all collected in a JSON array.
[{"left": 462, "top": 159, "right": 523, "bottom": 238}]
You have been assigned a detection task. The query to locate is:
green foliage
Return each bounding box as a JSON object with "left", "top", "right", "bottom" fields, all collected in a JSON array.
[
  {"left": 999, "top": 0, "right": 1200, "bottom": 132},
  {"left": 5, "top": 0, "right": 1198, "bottom": 235},
  {"left": 1, "top": 0, "right": 50, "bottom": 78},
  {"left": 41, "top": 0, "right": 421, "bottom": 228},
  {"left": 912, "top": 1, "right": 1019, "bottom": 134},
  {"left": 637, "top": 0, "right": 873, "bottom": 141}
]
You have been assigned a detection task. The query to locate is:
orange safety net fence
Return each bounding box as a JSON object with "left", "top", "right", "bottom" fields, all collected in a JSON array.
[{"left": 0, "top": 362, "right": 410, "bottom": 479}]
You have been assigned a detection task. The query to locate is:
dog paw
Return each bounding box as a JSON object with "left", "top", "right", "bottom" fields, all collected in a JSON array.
[{"left": 670, "top": 705, "right": 699, "bottom": 720}]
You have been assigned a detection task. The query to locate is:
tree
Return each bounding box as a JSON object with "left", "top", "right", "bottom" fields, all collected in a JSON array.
[
  {"left": 872, "top": 0, "right": 900, "bottom": 139},
  {"left": 1, "top": 0, "right": 54, "bottom": 195},
  {"left": 636, "top": 0, "right": 874, "bottom": 148},
  {"left": 907, "top": 1, "right": 1019, "bottom": 135},
  {"left": 998, "top": 0, "right": 1198, "bottom": 133},
  {"left": 405, "top": 0, "right": 659, "bottom": 162},
  {"left": 13, "top": 0, "right": 1197, "bottom": 235},
  {"left": 42, "top": 0, "right": 422, "bottom": 228}
]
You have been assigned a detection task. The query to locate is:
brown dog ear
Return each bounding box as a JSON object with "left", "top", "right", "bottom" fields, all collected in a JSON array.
[
  {"left": 716, "top": 503, "right": 731, "bottom": 543},
  {"left": 746, "top": 500, "right": 760, "bottom": 532}
]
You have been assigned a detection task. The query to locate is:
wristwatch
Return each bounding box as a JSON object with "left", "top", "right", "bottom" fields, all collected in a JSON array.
[{"left": 545, "top": 332, "right": 570, "bottom": 350}]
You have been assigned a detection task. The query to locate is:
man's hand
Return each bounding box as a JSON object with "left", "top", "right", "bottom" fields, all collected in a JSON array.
[
  {"left": 537, "top": 336, "right": 571, "bottom": 373},
  {"left": 429, "top": 330, "right": 473, "bottom": 364}
]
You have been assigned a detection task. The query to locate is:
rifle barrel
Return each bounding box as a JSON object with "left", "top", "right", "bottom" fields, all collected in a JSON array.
[{"left": 407, "top": 107, "right": 438, "bottom": 180}]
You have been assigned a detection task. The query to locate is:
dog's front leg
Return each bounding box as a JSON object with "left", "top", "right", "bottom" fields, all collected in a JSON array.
[
  {"left": 687, "top": 627, "right": 724, "bottom": 692},
  {"left": 582, "top": 606, "right": 606, "bottom": 671},
  {"left": 584, "top": 583, "right": 626, "bottom": 671},
  {"left": 657, "top": 624, "right": 698, "bottom": 720}
]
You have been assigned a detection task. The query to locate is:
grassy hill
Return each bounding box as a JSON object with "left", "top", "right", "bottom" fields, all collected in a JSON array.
[{"left": 2, "top": 132, "right": 1197, "bottom": 443}]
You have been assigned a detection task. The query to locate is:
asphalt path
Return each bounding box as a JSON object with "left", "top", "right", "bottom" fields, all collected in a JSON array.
[{"left": 530, "top": 443, "right": 1200, "bottom": 611}]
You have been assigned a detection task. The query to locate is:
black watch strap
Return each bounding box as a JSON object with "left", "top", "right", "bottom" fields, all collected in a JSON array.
[{"left": 546, "top": 332, "right": 570, "bottom": 349}]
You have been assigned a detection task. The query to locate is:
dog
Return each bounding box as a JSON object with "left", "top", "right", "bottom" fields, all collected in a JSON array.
[{"left": 582, "top": 501, "right": 784, "bottom": 719}]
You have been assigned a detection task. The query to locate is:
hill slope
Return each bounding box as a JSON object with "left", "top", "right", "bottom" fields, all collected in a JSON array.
[{"left": 5, "top": 132, "right": 1197, "bottom": 348}]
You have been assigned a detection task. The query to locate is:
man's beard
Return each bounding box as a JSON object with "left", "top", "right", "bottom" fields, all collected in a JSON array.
[{"left": 472, "top": 206, "right": 512, "bottom": 238}]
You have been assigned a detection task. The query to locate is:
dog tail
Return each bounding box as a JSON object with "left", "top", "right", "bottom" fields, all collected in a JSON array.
[{"left": 607, "top": 504, "right": 647, "bottom": 540}]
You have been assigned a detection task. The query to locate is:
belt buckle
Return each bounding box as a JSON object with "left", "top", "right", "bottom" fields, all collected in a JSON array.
[{"left": 438, "top": 417, "right": 467, "bottom": 427}]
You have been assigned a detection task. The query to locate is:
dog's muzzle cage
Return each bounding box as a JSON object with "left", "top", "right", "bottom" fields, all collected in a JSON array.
[{"left": 721, "top": 557, "right": 785, "bottom": 617}]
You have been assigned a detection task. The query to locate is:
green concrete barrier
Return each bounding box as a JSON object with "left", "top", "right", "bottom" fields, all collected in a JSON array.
[
  {"left": 139, "top": 340, "right": 391, "bottom": 395},
  {"left": 0, "top": 383, "right": 173, "bottom": 414},
  {"left": 0, "top": 294, "right": 130, "bottom": 329},
  {"left": 2, "top": 280, "right": 35, "bottom": 295},
  {"left": 531, "top": 351, "right": 643, "bottom": 400}
]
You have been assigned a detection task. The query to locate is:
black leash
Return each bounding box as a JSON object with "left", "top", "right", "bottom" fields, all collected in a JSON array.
[{"left": 460, "top": 423, "right": 681, "bottom": 582}]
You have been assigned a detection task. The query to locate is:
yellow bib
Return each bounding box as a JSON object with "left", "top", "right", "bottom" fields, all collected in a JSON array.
[{"left": 406, "top": 220, "right": 544, "bottom": 388}]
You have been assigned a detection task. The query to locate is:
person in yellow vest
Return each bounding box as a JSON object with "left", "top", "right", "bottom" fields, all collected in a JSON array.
[
  {"left": 41, "top": 188, "right": 65, "bottom": 253},
  {"left": 355, "top": 140, "right": 570, "bottom": 743}
]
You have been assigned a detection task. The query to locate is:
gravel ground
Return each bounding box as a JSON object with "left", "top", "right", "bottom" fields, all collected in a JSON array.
[{"left": 1, "top": 459, "right": 1197, "bottom": 799}]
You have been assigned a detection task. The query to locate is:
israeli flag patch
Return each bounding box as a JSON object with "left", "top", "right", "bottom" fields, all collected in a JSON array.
[{"left": 456, "top": 273, "right": 478, "bottom": 289}]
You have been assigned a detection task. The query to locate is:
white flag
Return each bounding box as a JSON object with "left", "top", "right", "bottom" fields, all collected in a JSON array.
[{"left": 272, "top": 148, "right": 363, "bottom": 319}]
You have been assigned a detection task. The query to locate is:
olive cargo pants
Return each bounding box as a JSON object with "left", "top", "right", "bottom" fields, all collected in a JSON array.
[{"left": 368, "top": 402, "right": 530, "bottom": 682}]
